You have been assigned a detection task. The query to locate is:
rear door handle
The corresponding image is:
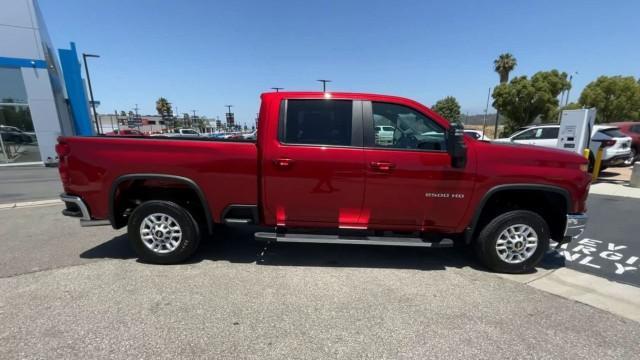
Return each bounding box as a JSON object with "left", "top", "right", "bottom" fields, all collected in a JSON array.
[
  {"left": 370, "top": 161, "right": 395, "bottom": 172},
  {"left": 273, "top": 158, "right": 295, "bottom": 168}
]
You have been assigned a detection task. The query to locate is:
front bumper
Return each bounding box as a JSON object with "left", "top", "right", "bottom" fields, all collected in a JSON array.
[
  {"left": 564, "top": 213, "right": 588, "bottom": 241},
  {"left": 60, "top": 193, "right": 110, "bottom": 227}
]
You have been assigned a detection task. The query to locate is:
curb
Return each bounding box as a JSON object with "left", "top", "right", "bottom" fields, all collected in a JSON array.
[
  {"left": 590, "top": 182, "right": 640, "bottom": 199},
  {"left": 0, "top": 199, "right": 62, "bottom": 210},
  {"left": 498, "top": 268, "right": 640, "bottom": 323}
]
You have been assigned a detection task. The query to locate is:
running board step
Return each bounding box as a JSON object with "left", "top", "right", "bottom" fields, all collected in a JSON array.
[{"left": 254, "top": 232, "right": 454, "bottom": 248}]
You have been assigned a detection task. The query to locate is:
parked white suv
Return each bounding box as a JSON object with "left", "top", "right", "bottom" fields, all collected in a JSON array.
[
  {"left": 374, "top": 125, "right": 395, "bottom": 145},
  {"left": 495, "top": 124, "right": 632, "bottom": 170},
  {"left": 590, "top": 125, "right": 633, "bottom": 168},
  {"left": 464, "top": 130, "right": 491, "bottom": 140},
  {"left": 494, "top": 125, "right": 559, "bottom": 148}
]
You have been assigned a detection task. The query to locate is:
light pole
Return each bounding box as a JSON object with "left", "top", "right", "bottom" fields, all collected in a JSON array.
[
  {"left": 565, "top": 72, "right": 578, "bottom": 107},
  {"left": 133, "top": 104, "right": 140, "bottom": 130},
  {"left": 271, "top": 87, "right": 283, "bottom": 92},
  {"left": 82, "top": 53, "right": 101, "bottom": 134},
  {"left": 317, "top": 79, "right": 331, "bottom": 92},
  {"left": 191, "top": 110, "right": 197, "bottom": 128},
  {"left": 225, "top": 105, "right": 233, "bottom": 130}
]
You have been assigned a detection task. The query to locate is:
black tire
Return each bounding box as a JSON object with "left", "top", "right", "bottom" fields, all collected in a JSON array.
[
  {"left": 127, "top": 200, "right": 201, "bottom": 264},
  {"left": 624, "top": 148, "right": 637, "bottom": 166},
  {"left": 474, "top": 210, "right": 549, "bottom": 274}
]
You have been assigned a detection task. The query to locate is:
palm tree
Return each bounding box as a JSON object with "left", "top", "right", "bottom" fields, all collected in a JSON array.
[
  {"left": 155, "top": 97, "right": 172, "bottom": 130},
  {"left": 492, "top": 53, "right": 517, "bottom": 137},
  {"left": 494, "top": 53, "right": 517, "bottom": 83}
]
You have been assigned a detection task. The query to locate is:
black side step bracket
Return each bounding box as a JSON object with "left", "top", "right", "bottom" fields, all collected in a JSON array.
[{"left": 254, "top": 232, "right": 454, "bottom": 248}]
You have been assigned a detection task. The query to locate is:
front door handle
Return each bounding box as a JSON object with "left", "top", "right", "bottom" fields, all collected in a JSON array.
[
  {"left": 273, "top": 158, "right": 295, "bottom": 168},
  {"left": 370, "top": 161, "right": 395, "bottom": 172}
]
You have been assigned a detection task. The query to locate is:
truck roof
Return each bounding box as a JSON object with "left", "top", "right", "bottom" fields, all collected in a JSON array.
[
  {"left": 260, "top": 91, "right": 450, "bottom": 127},
  {"left": 261, "top": 91, "right": 420, "bottom": 103}
]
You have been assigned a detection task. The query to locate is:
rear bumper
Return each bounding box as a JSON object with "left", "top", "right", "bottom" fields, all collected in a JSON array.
[
  {"left": 564, "top": 213, "right": 587, "bottom": 241},
  {"left": 603, "top": 153, "right": 631, "bottom": 167},
  {"left": 60, "top": 193, "right": 110, "bottom": 227}
]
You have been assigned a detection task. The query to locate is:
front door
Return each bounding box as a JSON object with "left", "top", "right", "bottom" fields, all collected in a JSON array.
[
  {"left": 262, "top": 98, "right": 366, "bottom": 228},
  {"left": 361, "top": 101, "right": 474, "bottom": 232}
]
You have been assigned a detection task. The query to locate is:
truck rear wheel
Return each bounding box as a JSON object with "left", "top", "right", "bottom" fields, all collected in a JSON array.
[
  {"left": 474, "top": 210, "right": 549, "bottom": 274},
  {"left": 127, "top": 200, "right": 201, "bottom": 264}
]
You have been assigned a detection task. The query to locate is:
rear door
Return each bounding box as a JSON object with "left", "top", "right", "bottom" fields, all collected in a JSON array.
[{"left": 262, "top": 98, "right": 366, "bottom": 228}]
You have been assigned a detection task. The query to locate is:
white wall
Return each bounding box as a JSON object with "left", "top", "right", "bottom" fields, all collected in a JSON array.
[{"left": 0, "top": 0, "right": 64, "bottom": 164}]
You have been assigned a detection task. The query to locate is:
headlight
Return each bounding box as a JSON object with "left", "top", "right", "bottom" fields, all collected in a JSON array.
[{"left": 579, "top": 163, "right": 588, "bottom": 172}]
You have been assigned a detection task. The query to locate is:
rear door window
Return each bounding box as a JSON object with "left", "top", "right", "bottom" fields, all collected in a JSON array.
[
  {"left": 282, "top": 100, "right": 353, "bottom": 146},
  {"left": 599, "top": 128, "right": 626, "bottom": 138},
  {"left": 513, "top": 129, "right": 536, "bottom": 140}
]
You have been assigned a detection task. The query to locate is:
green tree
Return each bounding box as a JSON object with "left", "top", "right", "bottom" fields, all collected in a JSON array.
[
  {"left": 431, "top": 96, "right": 461, "bottom": 123},
  {"left": 155, "top": 97, "right": 172, "bottom": 129},
  {"left": 494, "top": 53, "right": 517, "bottom": 84},
  {"left": 492, "top": 70, "right": 570, "bottom": 134},
  {"left": 155, "top": 97, "right": 172, "bottom": 117},
  {"left": 578, "top": 76, "right": 640, "bottom": 123}
]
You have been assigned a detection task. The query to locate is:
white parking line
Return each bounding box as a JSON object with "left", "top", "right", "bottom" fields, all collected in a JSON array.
[{"left": 0, "top": 199, "right": 62, "bottom": 210}]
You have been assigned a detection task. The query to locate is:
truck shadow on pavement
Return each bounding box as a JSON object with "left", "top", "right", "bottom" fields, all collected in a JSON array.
[{"left": 80, "top": 225, "right": 567, "bottom": 273}]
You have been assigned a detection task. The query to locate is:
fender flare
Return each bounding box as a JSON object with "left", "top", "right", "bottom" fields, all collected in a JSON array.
[
  {"left": 465, "top": 183, "right": 571, "bottom": 243},
  {"left": 109, "top": 173, "right": 214, "bottom": 234}
]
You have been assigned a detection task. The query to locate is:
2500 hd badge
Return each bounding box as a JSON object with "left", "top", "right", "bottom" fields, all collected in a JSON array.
[{"left": 425, "top": 192, "right": 465, "bottom": 199}]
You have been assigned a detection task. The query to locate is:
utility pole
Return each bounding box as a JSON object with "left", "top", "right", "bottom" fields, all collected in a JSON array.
[
  {"left": 317, "top": 79, "right": 331, "bottom": 92},
  {"left": 191, "top": 110, "right": 197, "bottom": 128},
  {"left": 134, "top": 104, "right": 140, "bottom": 130},
  {"left": 82, "top": 53, "right": 101, "bottom": 134},
  {"left": 271, "top": 87, "right": 283, "bottom": 92},
  {"left": 565, "top": 72, "right": 577, "bottom": 107},
  {"left": 482, "top": 87, "right": 491, "bottom": 135}
]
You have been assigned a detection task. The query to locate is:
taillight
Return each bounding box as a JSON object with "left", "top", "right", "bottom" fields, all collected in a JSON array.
[
  {"left": 55, "top": 142, "right": 70, "bottom": 157},
  {"left": 602, "top": 139, "right": 617, "bottom": 147}
]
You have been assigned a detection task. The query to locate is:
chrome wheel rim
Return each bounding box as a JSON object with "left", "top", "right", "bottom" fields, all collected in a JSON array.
[
  {"left": 495, "top": 224, "right": 538, "bottom": 264},
  {"left": 140, "top": 213, "right": 182, "bottom": 254}
]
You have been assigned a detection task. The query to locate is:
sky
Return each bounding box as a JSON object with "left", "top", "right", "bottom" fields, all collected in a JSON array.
[{"left": 39, "top": 0, "right": 640, "bottom": 126}]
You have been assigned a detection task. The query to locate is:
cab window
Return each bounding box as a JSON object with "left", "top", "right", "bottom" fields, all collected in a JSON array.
[
  {"left": 371, "top": 102, "right": 445, "bottom": 151},
  {"left": 282, "top": 100, "right": 353, "bottom": 146}
]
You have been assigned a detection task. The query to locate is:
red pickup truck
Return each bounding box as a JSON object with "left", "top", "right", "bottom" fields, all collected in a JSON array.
[{"left": 56, "top": 92, "right": 590, "bottom": 273}]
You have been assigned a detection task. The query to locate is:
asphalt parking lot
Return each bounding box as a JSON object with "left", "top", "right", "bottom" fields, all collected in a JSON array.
[
  {"left": 543, "top": 194, "right": 640, "bottom": 287},
  {"left": 1, "top": 204, "right": 640, "bottom": 359}
]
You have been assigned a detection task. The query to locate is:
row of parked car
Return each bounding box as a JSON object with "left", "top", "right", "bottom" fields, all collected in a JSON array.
[
  {"left": 494, "top": 122, "right": 639, "bottom": 168},
  {"left": 104, "top": 128, "right": 258, "bottom": 140}
]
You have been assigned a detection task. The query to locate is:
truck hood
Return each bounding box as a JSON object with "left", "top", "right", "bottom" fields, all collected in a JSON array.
[{"left": 484, "top": 140, "right": 588, "bottom": 165}]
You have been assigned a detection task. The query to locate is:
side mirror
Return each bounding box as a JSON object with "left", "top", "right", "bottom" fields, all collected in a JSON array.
[{"left": 447, "top": 123, "right": 467, "bottom": 168}]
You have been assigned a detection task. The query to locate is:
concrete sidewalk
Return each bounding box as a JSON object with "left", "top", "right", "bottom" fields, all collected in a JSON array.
[
  {"left": 498, "top": 267, "right": 640, "bottom": 322},
  {"left": 590, "top": 182, "right": 640, "bottom": 199}
]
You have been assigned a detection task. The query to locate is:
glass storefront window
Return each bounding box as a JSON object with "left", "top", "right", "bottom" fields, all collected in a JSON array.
[
  {"left": 0, "top": 68, "right": 41, "bottom": 164},
  {"left": 0, "top": 68, "right": 28, "bottom": 104}
]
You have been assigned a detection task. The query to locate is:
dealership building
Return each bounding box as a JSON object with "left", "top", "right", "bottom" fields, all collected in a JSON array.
[{"left": 0, "top": 0, "right": 93, "bottom": 165}]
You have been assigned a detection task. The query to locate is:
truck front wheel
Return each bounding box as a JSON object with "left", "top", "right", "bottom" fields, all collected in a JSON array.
[
  {"left": 127, "top": 200, "right": 201, "bottom": 264},
  {"left": 474, "top": 210, "right": 549, "bottom": 274}
]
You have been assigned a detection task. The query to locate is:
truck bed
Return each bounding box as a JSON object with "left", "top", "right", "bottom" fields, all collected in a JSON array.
[{"left": 58, "top": 136, "right": 258, "bottom": 221}]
